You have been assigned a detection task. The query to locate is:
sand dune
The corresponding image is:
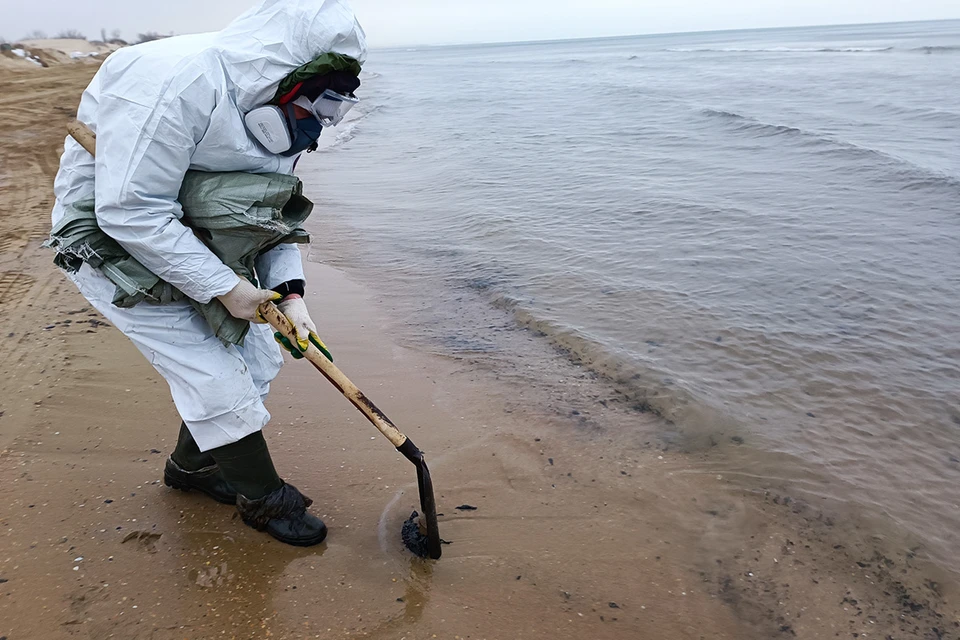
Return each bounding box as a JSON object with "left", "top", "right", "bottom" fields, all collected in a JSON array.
[{"left": 1, "top": 38, "right": 121, "bottom": 69}]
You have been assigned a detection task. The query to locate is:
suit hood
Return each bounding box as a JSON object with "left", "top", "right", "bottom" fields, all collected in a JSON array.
[{"left": 212, "top": 0, "right": 367, "bottom": 112}]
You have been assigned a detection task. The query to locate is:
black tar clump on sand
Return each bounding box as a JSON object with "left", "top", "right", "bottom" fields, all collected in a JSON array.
[{"left": 402, "top": 511, "right": 432, "bottom": 558}]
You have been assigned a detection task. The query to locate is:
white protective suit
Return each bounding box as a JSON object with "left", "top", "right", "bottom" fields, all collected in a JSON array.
[{"left": 50, "top": 0, "right": 367, "bottom": 451}]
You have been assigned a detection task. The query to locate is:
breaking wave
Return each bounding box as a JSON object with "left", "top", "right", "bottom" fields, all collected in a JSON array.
[
  {"left": 910, "top": 45, "right": 960, "bottom": 54},
  {"left": 700, "top": 108, "right": 960, "bottom": 191},
  {"left": 321, "top": 104, "right": 381, "bottom": 150},
  {"left": 701, "top": 108, "right": 806, "bottom": 137},
  {"left": 665, "top": 46, "right": 893, "bottom": 53},
  {"left": 480, "top": 288, "right": 736, "bottom": 448},
  {"left": 665, "top": 45, "right": 960, "bottom": 55},
  {"left": 329, "top": 122, "right": 359, "bottom": 147},
  {"left": 872, "top": 102, "right": 960, "bottom": 125}
]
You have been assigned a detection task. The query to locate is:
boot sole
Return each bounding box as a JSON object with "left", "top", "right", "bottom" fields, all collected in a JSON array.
[
  {"left": 163, "top": 470, "right": 237, "bottom": 506},
  {"left": 270, "top": 528, "right": 328, "bottom": 547},
  {"left": 240, "top": 517, "right": 328, "bottom": 547}
]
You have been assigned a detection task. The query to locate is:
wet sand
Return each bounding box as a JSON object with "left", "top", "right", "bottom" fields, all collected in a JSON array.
[{"left": 1, "top": 62, "right": 958, "bottom": 640}]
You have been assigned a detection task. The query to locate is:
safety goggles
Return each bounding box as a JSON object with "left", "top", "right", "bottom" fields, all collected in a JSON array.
[{"left": 293, "top": 89, "right": 359, "bottom": 127}]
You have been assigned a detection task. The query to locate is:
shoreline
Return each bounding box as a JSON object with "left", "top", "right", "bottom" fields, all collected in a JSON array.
[{"left": 1, "top": 63, "right": 958, "bottom": 639}]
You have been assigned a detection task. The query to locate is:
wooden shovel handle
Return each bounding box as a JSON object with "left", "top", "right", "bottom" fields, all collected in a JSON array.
[
  {"left": 259, "top": 303, "right": 409, "bottom": 449},
  {"left": 68, "top": 120, "right": 97, "bottom": 156},
  {"left": 65, "top": 120, "right": 409, "bottom": 450}
]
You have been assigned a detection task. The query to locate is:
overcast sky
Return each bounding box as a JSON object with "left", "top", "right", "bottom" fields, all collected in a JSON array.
[{"left": 4, "top": 0, "right": 958, "bottom": 46}]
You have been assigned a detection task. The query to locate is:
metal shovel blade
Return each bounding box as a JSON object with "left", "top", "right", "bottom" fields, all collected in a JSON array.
[{"left": 398, "top": 439, "right": 442, "bottom": 559}]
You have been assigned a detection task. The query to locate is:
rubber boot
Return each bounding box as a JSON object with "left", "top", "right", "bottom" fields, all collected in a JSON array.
[
  {"left": 164, "top": 423, "right": 237, "bottom": 505},
  {"left": 171, "top": 422, "right": 214, "bottom": 470},
  {"left": 209, "top": 431, "right": 327, "bottom": 547}
]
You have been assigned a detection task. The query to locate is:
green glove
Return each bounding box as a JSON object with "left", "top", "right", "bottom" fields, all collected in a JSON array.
[{"left": 274, "top": 331, "right": 333, "bottom": 362}]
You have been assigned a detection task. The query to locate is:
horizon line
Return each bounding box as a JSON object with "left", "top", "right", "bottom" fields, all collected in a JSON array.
[{"left": 371, "top": 16, "right": 960, "bottom": 52}]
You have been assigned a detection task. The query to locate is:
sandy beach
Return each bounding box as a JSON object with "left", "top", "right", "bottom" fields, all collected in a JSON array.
[{"left": 1, "top": 61, "right": 959, "bottom": 640}]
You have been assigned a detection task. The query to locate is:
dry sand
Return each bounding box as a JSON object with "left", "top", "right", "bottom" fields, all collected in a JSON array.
[{"left": 1, "top": 62, "right": 958, "bottom": 640}]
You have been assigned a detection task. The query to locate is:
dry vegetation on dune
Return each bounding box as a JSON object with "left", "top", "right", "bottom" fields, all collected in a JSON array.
[
  {"left": 0, "top": 29, "right": 171, "bottom": 70},
  {"left": 0, "top": 39, "right": 116, "bottom": 69}
]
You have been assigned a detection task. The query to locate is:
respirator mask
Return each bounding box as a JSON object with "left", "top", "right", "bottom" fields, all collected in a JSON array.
[{"left": 244, "top": 70, "right": 361, "bottom": 156}]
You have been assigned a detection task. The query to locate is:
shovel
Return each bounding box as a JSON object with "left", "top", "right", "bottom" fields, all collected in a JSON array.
[
  {"left": 66, "top": 120, "right": 443, "bottom": 560},
  {"left": 258, "top": 304, "right": 442, "bottom": 559}
]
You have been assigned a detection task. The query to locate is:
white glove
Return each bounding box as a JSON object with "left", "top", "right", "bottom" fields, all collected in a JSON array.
[
  {"left": 277, "top": 295, "right": 317, "bottom": 349},
  {"left": 273, "top": 295, "right": 333, "bottom": 361},
  {"left": 218, "top": 279, "right": 281, "bottom": 323}
]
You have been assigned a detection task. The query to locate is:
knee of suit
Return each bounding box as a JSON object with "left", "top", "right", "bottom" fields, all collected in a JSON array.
[{"left": 240, "top": 323, "right": 285, "bottom": 396}]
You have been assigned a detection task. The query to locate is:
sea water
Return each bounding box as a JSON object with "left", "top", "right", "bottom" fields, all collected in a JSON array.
[{"left": 301, "top": 20, "right": 960, "bottom": 572}]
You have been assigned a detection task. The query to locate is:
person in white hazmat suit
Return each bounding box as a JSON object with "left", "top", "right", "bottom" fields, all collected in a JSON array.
[{"left": 50, "top": 0, "right": 367, "bottom": 547}]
